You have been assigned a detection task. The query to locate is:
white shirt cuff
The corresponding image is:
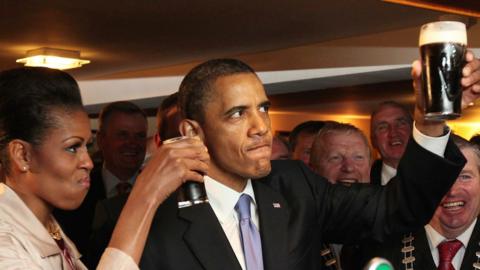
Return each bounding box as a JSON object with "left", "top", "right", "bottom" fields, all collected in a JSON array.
[
  {"left": 96, "top": 247, "right": 139, "bottom": 270},
  {"left": 412, "top": 121, "right": 450, "bottom": 158}
]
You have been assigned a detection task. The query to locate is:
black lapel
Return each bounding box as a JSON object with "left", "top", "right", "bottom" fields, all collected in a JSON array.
[
  {"left": 461, "top": 219, "right": 480, "bottom": 270},
  {"left": 178, "top": 202, "right": 242, "bottom": 270},
  {"left": 415, "top": 229, "right": 437, "bottom": 269},
  {"left": 253, "top": 180, "right": 289, "bottom": 270}
]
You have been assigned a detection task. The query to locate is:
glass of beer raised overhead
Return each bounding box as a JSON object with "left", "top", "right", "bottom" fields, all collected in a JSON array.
[{"left": 419, "top": 21, "right": 467, "bottom": 120}]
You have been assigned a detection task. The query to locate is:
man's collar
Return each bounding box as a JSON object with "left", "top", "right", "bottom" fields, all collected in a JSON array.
[
  {"left": 101, "top": 164, "right": 138, "bottom": 198},
  {"left": 425, "top": 218, "right": 477, "bottom": 249},
  {"left": 204, "top": 175, "right": 255, "bottom": 224}
]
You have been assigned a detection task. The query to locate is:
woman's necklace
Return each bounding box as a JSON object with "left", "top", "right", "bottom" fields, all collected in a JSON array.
[
  {"left": 47, "top": 220, "right": 62, "bottom": 241},
  {"left": 46, "top": 218, "right": 76, "bottom": 270}
]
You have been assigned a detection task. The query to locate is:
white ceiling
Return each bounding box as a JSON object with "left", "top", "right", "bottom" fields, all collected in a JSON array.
[{"left": 1, "top": 0, "right": 479, "bottom": 117}]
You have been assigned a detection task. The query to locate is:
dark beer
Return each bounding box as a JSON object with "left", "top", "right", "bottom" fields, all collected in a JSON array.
[
  {"left": 419, "top": 21, "right": 467, "bottom": 120},
  {"left": 420, "top": 42, "right": 466, "bottom": 120}
]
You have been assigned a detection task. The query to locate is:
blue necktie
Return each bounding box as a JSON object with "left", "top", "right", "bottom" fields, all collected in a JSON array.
[{"left": 235, "top": 194, "right": 264, "bottom": 270}]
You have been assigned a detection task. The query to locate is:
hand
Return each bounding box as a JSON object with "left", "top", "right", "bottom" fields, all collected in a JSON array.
[
  {"left": 131, "top": 136, "right": 209, "bottom": 205},
  {"left": 460, "top": 50, "right": 480, "bottom": 108}
]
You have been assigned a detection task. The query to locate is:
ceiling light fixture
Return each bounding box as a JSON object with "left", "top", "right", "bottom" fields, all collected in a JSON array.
[
  {"left": 16, "top": 47, "right": 90, "bottom": 70},
  {"left": 382, "top": 0, "right": 480, "bottom": 18}
]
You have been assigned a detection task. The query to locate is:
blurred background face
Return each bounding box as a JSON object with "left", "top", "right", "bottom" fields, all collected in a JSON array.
[
  {"left": 371, "top": 106, "right": 412, "bottom": 168},
  {"left": 311, "top": 132, "right": 371, "bottom": 186},
  {"left": 291, "top": 131, "right": 316, "bottom": 165},
  {"left": 429, "top": 147, "right": 480, "bottom": 238},
  {"left": 200, "top": 73, "right": 272, "bottom": 187},
  {"left": 97, "top": 112, "right": 147, "bottom": 179},
  {"left": 271, "top": 136, "right": 289, "bottom": 160},
  {"left": 28, "top": 109, "right": 93, "bottom": 210}
]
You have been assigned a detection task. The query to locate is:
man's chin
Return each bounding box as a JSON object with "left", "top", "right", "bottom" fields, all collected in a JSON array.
[{"left": 252, "top": 160, "right": 272, "bottom": 178}]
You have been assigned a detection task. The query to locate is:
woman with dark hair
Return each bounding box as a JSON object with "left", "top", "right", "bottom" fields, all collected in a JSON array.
[{"left": 0, "top": 67, "right": 209, "bottom": 269}]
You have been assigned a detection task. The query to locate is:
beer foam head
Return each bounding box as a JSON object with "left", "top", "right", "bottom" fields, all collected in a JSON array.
[{"left": 419, "top": 21, "right": 467, "bottom": 46}]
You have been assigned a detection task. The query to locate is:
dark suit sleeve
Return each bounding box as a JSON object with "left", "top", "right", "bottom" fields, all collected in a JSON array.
[
  {"left": 308, "top": 137, "right": 464, "bottom": 244},
  {"left": 325, "top": 137, "right": 465, "bottom": 243}
]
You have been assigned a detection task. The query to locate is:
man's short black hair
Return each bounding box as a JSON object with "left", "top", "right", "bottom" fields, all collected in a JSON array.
[{"left": 178, "top": 58, "right": 256, "bottom": 123}]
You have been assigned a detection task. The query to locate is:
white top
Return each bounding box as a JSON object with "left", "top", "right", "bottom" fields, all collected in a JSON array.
[
  {"left": 0, "top": 183, "right": 138, "bottom": 270},
  {"left": 425, "top": 219, "right": 477, "bottom": 269},
  {"left": 204, "top": 176, "right": 258, "bottom": 270},
  {"left": 380, "top": 163, "right": 396, "bottom": 186}
]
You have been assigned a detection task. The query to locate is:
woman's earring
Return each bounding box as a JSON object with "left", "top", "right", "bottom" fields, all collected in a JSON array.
[{"left": 22, "top": 166, "right": 28, "bottom": 172}]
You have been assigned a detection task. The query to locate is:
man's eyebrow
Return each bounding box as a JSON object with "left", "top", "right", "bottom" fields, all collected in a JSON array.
[{"left": 259, "top": 100, "right": 271, "bottom": 108}]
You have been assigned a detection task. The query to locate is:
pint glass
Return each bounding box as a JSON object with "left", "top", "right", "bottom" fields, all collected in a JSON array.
[
  {"left": 162, "top": 136, "right": 209, "bottom": 208},
  {"left": 419, "top": 21, "right": 467, "bottom": 120}
]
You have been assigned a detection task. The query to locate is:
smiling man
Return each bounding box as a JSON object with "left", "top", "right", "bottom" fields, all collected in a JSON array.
[
  {"left": 90, "top": 57, "right": 480, "bottom": 270},
  {"left": 309, "top": 121, "right": 371, "bottom": 186},
  {"left": 361, "top": 135, "right": 480, "bottom": 270},
  {"left": 370, "top": 101, "right": 413, "bottom": 185}
]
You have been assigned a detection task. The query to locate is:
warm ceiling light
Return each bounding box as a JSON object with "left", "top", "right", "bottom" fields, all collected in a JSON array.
[
  {"left": 382, "top": 0, "right": 480, "bottom": 18},
  {"left": 16, "top": 47, "right": 90, "bottom": 70}
]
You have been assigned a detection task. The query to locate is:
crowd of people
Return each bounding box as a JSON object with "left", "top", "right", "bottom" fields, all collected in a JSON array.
[{"left": 0, "top": 50, "right": 479, "bottom": 270}]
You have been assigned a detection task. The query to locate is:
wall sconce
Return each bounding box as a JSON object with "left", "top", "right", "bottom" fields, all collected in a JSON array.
[{"left": 16, "top": 47, "right": 90, "bottom": 70}]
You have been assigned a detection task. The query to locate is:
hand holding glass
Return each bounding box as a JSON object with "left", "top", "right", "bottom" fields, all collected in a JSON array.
[{"left": 162, "top": 136, "right": 209, "bottom": 208}]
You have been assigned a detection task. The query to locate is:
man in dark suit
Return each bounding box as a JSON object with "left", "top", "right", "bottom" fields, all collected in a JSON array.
[
  {"left": 55, "top": 101, "right": 148, "bottom": 260},
  {"left": 309, "top": 121, "right": 373, "bottom": 270},
  {"left": 91, "top": 57, "right": 480, "bottom": 270},
  {"left": 369, "top": 101, "right": 413, "bottom": 186},
  {"left": 361, "top": 136, "right": 480, "bottom": 270}
]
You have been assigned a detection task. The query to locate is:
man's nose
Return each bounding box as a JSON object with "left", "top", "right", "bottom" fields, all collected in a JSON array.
[
  {"left": 341, "top": 158, "right": 354, "bottom": 172},
  {"left": 249, "top": 112, "right": 269, "bottom": 136}
]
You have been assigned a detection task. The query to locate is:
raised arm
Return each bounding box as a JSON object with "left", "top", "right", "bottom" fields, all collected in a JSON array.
[{"left": 97, "top": 137, "right": 209, "bottom": 269}]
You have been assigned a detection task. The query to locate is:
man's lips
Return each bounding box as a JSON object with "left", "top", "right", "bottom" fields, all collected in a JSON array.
[
  {"left": 389, "top": 139, "right": 403, "bottom": 147},
  {"left": 246, "top": 142, "right": 271, "bottom": 152},
  {"left": 442, "top": 200, "right": 465, "bottom": 209},
  {"left": 79, "top": 176, "right": 90, "bottom": 188},
  {"left": 338, "top": 179, "right": 358, "bottom": 186}
]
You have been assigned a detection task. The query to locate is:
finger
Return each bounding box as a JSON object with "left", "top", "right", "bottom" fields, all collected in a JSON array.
[
  {"left": 462, "top": 57, "right": 480, "bottom": 87},
  {"left": 461, "top": 85, "right": 480, "bottom": 109},
  {"left": 411, "top": 60, "right": 424, "bottom": 110},
  {"left": 164, "top": 145, "right": 209, "bottom": 161},
  {"left": 184, "top": 170, "right": 206, "bottom": 183},
  {"left": 411, "top": 60, "right": 422, "bottom": 78},
  {"left": 184, "top": 158, "right": 209, "bottom": 177},
  {"left": 162, "top": 137, "right": 203, "bottom": 148}
]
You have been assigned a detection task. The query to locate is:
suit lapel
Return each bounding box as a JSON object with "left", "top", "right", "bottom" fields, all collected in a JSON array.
[
  {"left": 253, "top": 180, "right": 289, "bottom": 270},
  {"left": 414, "top": 230, "right": 437, "bottom": 269},
  {"left": 178, "top": 202, "right": 242, "bottom": 270},
  {"left": 461, "top": 219, "right": 480, "bottom": 270}
]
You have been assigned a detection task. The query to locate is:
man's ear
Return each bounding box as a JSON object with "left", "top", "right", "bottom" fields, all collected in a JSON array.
[
  {"left": 179, "top": 119, "right": 205, "bottom": 141},
  {"left": 8, "top": 139, "right": 31, "bottom": 173}
]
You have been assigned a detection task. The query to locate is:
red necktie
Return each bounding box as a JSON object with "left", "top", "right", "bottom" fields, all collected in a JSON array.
[{"left": 437, "top": 239, "right": 462, "bottom": 270}]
